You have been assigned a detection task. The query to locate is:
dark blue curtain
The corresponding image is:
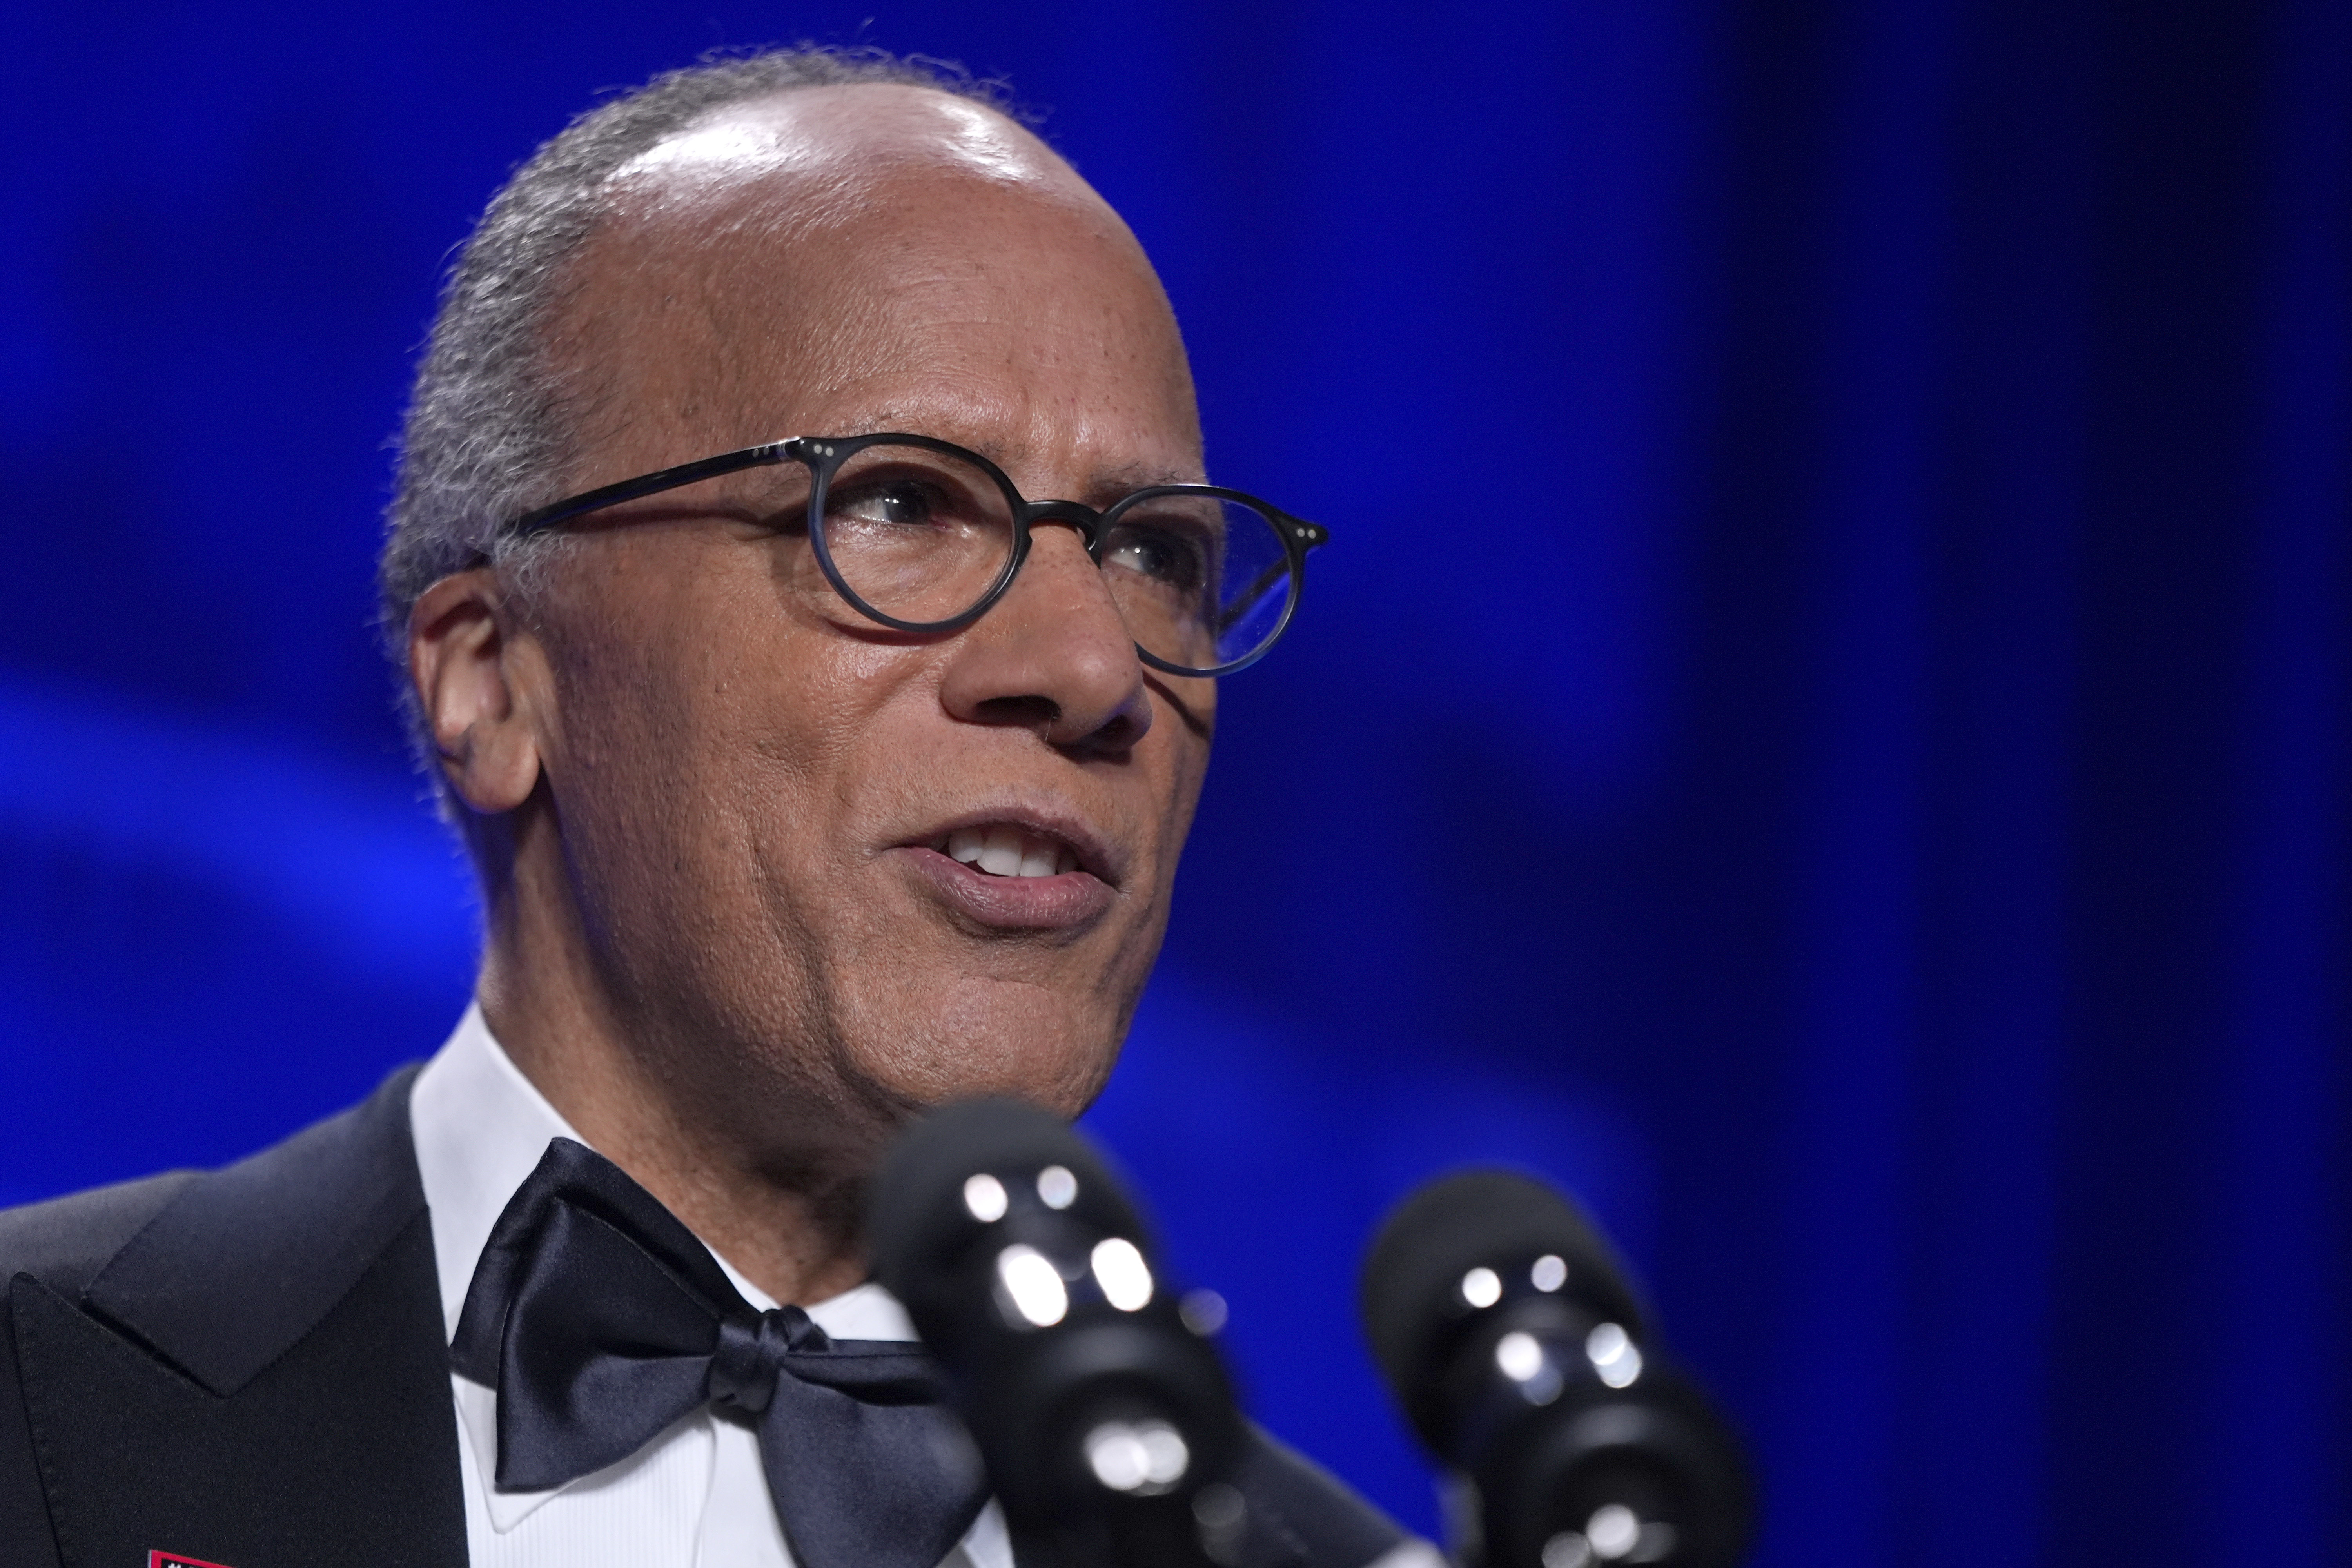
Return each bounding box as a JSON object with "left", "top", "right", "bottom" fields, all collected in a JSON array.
[{"left": 4, "top": 3, "right": 2345, "bottom": 1563}]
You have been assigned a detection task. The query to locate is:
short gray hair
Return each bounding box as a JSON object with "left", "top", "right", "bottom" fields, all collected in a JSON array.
[{"left": 376, "top": 45, "right": 1014, "bottom": 697}]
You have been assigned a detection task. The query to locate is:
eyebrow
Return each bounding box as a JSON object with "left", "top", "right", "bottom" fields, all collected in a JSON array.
[
  {"left": 1087, "top": 459, "right": 1201, "bottom": 492},
  {"left": 813, "top": 412, "right": 1204, "bottom": 497}
]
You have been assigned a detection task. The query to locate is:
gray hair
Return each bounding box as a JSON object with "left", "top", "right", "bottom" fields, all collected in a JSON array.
[{"left": 376, "top": 46, "right": 1014, "bottom": 739}]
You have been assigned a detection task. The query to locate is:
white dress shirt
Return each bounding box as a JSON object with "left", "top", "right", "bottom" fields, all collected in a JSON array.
[{"left": 409, "top": 1003, "right": 1013, "bottom": 1568}]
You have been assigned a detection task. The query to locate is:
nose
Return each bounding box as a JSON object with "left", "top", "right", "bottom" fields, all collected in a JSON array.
[{"left": 937, "top": 521, "right": 1154, "bottom": 753}]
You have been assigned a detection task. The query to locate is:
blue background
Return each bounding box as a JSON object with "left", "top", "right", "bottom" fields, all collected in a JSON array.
[{"left": 4, "top": 2, "right": 2347, "bottom": 1563}]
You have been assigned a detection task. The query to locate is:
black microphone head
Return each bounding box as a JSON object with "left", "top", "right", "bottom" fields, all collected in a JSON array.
[
  {"left": 869, "top": 1097, "right": 1240, "bottom": 1556},
  {"left": 1361, "top": 1169, "right": 1752, "bottom": 1568},
  {"left": 870, "top": 1097, "right": 1145, "bottom": 1319},
  {"left": 1361, "top": 1168, "right": 1645, "bottom": 1426}
]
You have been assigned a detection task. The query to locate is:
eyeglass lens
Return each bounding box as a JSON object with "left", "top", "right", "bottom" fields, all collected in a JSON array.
[
  {"left": 818, "top": 443, "right": 1013, "bottom": 624},
  {"left": 817, "top": 441, "right": 1296, "bottom": 672}
]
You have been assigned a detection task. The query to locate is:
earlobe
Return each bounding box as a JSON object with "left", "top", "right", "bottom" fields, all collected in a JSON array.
[{"left": 408, "top": 570, "right": 544, "bottom": 815}]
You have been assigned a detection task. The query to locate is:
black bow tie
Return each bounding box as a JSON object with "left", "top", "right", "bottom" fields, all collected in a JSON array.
[{"left": 451, "top": 1138, "right": 989, "bottom": 1568}]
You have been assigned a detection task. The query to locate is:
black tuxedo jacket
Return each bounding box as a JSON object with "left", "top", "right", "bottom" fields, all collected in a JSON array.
[{"left": 0, "top": 1067, "right": 1410, "bottom": 1568}]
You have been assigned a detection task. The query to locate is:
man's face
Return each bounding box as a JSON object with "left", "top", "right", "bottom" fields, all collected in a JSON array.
[{"left": 495, "top": 88, "right": 1213, "bottom": 1166}]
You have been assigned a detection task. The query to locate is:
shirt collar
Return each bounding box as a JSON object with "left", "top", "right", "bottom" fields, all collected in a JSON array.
[
  {"left": 408, "top": 999, "right": 915, "bottom": 1337},
  {"left": 408, "top": 1001, "right": 919, "bottom": 1529}
]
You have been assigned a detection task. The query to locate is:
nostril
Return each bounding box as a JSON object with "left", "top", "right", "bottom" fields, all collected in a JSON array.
[
  {"left": 960, "top": 691, "right": 1134, "bottom": 752},
  {"left": 1082, "top": 710, "right": 1143, "bottom": 753},
  {"left": 973, "top": 695, "right": 1062, "bottom": 729},
  {"left": 970, "top": 694, "right": 1138, "bottom": 754}
]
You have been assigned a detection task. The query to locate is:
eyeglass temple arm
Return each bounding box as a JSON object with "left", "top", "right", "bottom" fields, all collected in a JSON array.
[{"left": 505, "top": 442, "right": 799, "bottom": 536}]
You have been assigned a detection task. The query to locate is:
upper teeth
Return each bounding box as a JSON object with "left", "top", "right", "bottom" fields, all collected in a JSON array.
[{"left": 947, "top": 825, "right": 1077, "bottom": 878}]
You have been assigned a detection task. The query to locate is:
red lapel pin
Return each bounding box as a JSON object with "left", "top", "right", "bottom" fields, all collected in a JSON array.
[{"left": 150, "top": 1553, "right": 238, "bottom": 1568}]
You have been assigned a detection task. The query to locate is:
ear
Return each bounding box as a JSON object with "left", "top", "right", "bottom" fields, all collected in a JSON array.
[{"left": 408, "top": 569, "right": 544, "bottom": 815}]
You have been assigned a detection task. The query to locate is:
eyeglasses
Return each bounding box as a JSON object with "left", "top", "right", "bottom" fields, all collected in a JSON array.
[{"left": 504, "top": 433, "right": 1330, "bottom": 677}]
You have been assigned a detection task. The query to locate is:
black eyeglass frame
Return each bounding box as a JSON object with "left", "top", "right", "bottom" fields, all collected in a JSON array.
[{"left": 504, "top": 432, "right": 1331, "bottom": 678}]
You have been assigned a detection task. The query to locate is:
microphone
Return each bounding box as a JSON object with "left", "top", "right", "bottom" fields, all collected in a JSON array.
[
  {"left": 870, "top": 1098, "right": 1244, "bottom": 1568},
  {"left": 1360, "top": 1171, "right": 1753, "bottom": 1568}
]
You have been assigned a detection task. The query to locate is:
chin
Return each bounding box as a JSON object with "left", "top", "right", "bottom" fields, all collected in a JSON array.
[{"left": 840, "top": 985, "right": 1128, "bottom": 1123}]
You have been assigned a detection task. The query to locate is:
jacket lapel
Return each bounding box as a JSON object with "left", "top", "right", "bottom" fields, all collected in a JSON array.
[{"left": 8, "top": 1067, "right": 467, "bottom": 1568}]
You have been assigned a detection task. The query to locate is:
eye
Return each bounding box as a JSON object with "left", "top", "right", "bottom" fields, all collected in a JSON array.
[
  {"left": 828, "top": 477, "right": 947, "bottom": 528},
  {"left": 1105, "top": 519, "right": 1212, "bottom": 594}
]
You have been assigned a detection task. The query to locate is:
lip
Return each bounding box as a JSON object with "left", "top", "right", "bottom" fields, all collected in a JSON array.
[{"left": 888, "top": 806, "right": 1126, "bottom": 932}]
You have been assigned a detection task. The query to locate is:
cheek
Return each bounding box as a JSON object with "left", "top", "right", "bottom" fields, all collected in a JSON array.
[
  {"left": 1152, "top": 690, "right": 1215, "bottom": 841},
  {"left": 538, "top": 557, "right": 839, "bottom": 899}
]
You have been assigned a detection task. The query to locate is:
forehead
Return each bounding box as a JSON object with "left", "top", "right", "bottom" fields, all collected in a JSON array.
[{"left": 551, "top": 87, "right": 1201, "bottom": 482}]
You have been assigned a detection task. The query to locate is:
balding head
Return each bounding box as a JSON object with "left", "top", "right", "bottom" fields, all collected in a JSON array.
[{"left": 613, "top": 82, "right": 1082, "bottom": 208}]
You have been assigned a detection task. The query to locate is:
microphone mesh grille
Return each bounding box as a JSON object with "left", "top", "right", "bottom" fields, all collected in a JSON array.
[{"left": 1357, "top": 1168, "right": 1642, "bottom": 1412}]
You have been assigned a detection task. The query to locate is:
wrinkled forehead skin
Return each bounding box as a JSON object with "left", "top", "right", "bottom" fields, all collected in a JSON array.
[{"left": 543, "top": 84, "right": 1203, "bottom": 490}]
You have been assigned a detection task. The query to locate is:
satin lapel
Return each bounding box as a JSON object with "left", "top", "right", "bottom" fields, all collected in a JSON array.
[{"left": 9, "top": 1068, "right": 467, "bottom": 1568}]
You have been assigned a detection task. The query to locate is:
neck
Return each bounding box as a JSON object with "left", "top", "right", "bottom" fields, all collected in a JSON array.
[{"left": 472, "top": 828, "right": 876, "bottom": 1307}]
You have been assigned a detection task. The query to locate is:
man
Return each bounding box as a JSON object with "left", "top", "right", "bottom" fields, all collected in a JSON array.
[{"left": 0, "top": 47, "right": 1413, "bottom": 1568}]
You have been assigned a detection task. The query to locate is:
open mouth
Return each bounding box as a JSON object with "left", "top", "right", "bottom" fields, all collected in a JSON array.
[
  {"left": 900, "top": 813, "right": 1118, "bottom": 931},
  {"left": 936, "top": 824, "right": 1083, "bottom": 879}
]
